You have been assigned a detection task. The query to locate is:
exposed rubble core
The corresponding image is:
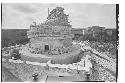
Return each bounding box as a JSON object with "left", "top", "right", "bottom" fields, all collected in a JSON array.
[{"left": 27, "top": 7, "right": 73, "bottom": 55}]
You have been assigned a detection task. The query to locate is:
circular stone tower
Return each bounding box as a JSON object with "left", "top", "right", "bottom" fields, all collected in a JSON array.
[{"left": 27, "top": 7, "right": 74, "bottom": 55}]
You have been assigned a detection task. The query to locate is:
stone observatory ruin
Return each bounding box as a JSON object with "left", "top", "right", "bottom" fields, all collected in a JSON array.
[
  {"left": 27, "top": 7, "right": 73, "bottom": 54},
  {"left": 25, "top": 7, "right": 81, "bottom": 64},
  {"left": 2, "top": 6, "right": 116, "bottom": 82}
]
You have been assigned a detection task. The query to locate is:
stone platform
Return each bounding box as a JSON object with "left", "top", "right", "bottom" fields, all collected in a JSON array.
[{"left": 19, "top": 45, "right": 82, "bottom": 64}]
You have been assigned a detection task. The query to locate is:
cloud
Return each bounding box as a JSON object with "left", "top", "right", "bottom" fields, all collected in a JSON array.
[
  {"left": 2, "top": 12, "right": 6, "bottom": 18},
  {"left": 12, "top": 4, "right": 37, "bottom": 13},
  {"left": 26, "top": 17, "right": 34, "bottom": 22},
  {"left": 10, "top": 13, "right": 20, "bottom": 17},
  {"left": 2, "top": 3, "right": 116, "bottom": 29}
]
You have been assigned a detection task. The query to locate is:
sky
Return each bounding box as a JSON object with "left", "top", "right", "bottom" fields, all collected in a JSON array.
[{"left": 2, "top": 3, "right": 116, "bottom": 29}]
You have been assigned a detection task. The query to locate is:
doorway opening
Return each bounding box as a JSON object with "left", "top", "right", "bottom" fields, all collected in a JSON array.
[{"left": 45, "top": 45, "right": 49, "bottom": 52}]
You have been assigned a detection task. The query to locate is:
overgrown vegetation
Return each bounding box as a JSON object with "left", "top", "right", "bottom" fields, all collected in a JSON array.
[
  {"left": 1, "top": 29, "right": 29, "bottom": 48},
  {"left": 73, "top": 27, "right": 117, "bottom": 44}
]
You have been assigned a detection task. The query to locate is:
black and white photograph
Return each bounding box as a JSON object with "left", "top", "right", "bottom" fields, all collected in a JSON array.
[{"left": 1, "top": 3, "right": 118, "bottom": 82}]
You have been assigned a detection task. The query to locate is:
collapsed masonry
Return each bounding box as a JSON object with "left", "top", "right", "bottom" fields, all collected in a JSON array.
[{"left": 27, "top": 7, "right": 74, "bottom": 55}]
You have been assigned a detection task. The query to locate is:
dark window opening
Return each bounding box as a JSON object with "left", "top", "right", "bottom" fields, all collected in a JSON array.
[{"left": 45, "top": 45, "right": 49, "bottom": 52}]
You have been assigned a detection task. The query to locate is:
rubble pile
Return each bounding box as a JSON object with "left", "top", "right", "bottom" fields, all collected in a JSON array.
[
  {"left": 89, "top": 41, "right": 117, "bottom": 56},
  {"left": 73, "top": 40, "right": 116, "bottom": 81},
  {"left": 2, "top": 39, "right": 117, "bottom": 82},
  {"left": 46, "top": 7, "right": 70, "bottom": 26},
  {"left": 27, "top": 7, "right": 74, "bottom": 55}
]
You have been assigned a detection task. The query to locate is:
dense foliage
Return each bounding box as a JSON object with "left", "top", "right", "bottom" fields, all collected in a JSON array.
[
  {"left": 73, "top": 26, "right": 117, "bottom": 45},
  {"left": 2, "top": 29, "right": 29, "bottom": 48}
]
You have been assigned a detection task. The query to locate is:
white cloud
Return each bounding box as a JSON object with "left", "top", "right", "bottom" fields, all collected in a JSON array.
[{"left": 2, "top": 3, "right": 116, "bottom": 29}]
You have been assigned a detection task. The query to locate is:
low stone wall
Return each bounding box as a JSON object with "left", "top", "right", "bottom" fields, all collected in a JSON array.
[
  {"left": 20, "top": 49, "right": 81, "bottom": 64},
  {"left": 51, "top": 51, "right": 80, "bottom": 64},
  {"left": 20, "top": 55, "right": 51, "bottom": 63}
]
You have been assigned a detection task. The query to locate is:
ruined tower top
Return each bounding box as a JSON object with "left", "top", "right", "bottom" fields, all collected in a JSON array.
[
  {"left": 45, "top": 7, "right": 71, "bottom": 26},
  {"left": 27, "top": 7, "right": 73, "bottom": 39},
  {"left": 47, "top": 7, "right": 65, "bottom": 20}
]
